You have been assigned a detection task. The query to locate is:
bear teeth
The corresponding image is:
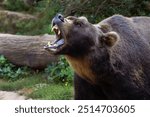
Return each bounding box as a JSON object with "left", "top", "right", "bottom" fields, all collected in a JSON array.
[
  {"left": 51, "top": 25, "right": 62, "bottom": 39},
  {"left": 51, "top": 25, "right": 58, "bottom": 32},
  {"left": 58, "top": 30, "right": 61, "bottom": 35}
]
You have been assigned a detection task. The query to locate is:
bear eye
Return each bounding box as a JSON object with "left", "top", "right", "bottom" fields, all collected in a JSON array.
[{"left": 74, "top": 20, "right": 83, "bottom": 27}]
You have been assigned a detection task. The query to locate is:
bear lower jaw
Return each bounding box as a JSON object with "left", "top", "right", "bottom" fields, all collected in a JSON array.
[{"left": 44, "top": 38, "right": 65, "bottom": 52}]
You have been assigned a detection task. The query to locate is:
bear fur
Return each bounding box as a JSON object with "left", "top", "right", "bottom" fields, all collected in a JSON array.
[{"left": 45, "top": 14, "right": 150, "bottom": 99}]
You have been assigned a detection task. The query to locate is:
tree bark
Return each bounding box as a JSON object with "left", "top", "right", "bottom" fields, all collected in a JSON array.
[{"left": 0, "top": 34, "right": 57, "bottom": 69}]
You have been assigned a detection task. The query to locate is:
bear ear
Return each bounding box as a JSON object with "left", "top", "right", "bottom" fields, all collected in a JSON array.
[{"left": 101, "top": 31, "right": 120, "bottom": 47}]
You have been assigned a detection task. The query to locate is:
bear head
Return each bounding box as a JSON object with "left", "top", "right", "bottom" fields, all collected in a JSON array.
[{"left": 44, "top": 14, "right": 120, "bottom": 57}]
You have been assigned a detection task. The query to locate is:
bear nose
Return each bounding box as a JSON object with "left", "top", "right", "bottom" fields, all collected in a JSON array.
[{"left": 52, "top": 14, "right": 64, "bottom": 26}]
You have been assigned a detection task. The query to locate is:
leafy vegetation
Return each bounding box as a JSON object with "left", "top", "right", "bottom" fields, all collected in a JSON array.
[
  {"left": 60, "top": 0, "right": 150, "bottom": 23},
  {"left": 0, "top": 55, "right": 31, "bottom": 81},
  {"left": 0, "top": 74, "right": 73, "bottom": 100},
  {"left": 4, "top": 0, "right": 29, "bottom": 11},
  {"left": 0, "top": 55, "right": 73, "bottom": 99},
  {"left": 0, "top": 55, "right": 73, "bottom": 84},
  {"left": 0, "top": 74, "right": 44, "bottom": 91},
  {"left": 30, "top": 0, "right": 150, "bottom": 34},
  {"left": 45, "top": 56, "right": 73, "bottom": 84},
  {"left": 28, "top": 83, "right": 73, "bottom": 100},
  {"left": 2, "top": 0, "right": 150, "bottom": 35}
]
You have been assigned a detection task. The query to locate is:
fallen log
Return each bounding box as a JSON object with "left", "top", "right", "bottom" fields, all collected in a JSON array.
[{"left": 0, "top": 34, "right": 57, "bottom": 69}]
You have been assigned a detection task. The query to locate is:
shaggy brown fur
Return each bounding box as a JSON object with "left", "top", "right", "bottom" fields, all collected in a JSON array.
[
  {"left": 66, "top": 55, "right": 96, "bottom": 84},
  {"left": 45, "top": 14, "right": 150, "bottom": 99}
]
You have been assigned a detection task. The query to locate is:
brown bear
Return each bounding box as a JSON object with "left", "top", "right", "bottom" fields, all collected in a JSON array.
[{"left": 44, "top": 14, "right": 150, "bottom": 99}]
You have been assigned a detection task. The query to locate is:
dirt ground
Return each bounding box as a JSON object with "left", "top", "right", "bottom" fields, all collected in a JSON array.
[{"left": 0, "top": 91, "right": 28, "bottom": 100}]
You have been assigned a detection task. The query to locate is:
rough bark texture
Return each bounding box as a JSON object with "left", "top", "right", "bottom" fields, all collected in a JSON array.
[{"left": 0, "top": 34, "right": 57, "bottom": 69}]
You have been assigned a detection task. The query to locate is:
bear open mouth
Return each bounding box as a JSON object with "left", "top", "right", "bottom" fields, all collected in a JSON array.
[{"left": 44, "top": 24, "right": 66, "bottom": 52}]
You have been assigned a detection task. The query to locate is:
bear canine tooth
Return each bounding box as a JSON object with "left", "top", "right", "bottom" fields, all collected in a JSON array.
[
  {"left": 51, "top": 26, "right": 58, "bottom": 32},
  {"left": 58, "top": 30, "right": 61, "bottom": 35}
]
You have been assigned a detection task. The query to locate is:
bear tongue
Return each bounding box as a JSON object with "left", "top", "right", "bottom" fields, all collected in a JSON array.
[
  {"left": 51, "top": 39, "right": 64, "bottom": 48},
  {"left": 56, "top": 39, "right": 64, "bottom": 47}
]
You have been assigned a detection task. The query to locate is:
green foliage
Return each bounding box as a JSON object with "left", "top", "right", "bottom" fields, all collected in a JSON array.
[
  {"left": 0, "top": 74, "right": 45, "bottom": 91},
  {"left": 45, "top": 56, "right": 73, "bottom": 84},
  {"left": 2, "top": 0, "right": 150, "bottom": 35},
  {"left": 15, "top": 20, "right": 36, "bottom": 35},
  {"left": 28, "top": 83, "right": 73, "bottom": 100},
  {"left": 5, "top": 0, "right": 29, "bottom": 11},
  {"left": 61, "top": 0, "right": 150, "bottom": 23},
  {"left": 0, "top": 55, "right": 30, "bottom": 80},
  {"left": 0, "top": 74, "right": 73, "bottom": 100},
  {"left": 23, "top": 0, "right": 150, "bottom": 35}
]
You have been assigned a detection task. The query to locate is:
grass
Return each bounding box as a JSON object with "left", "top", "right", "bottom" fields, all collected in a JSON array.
[
  {"left": 0, "top": 73, "right": 73, "bottom": 100},
  {"left": 28, "top": 84, "right": 73, "bottom": 100},
  {"left": 0, "top": 74, "right": 45, "bottom": 91}
]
